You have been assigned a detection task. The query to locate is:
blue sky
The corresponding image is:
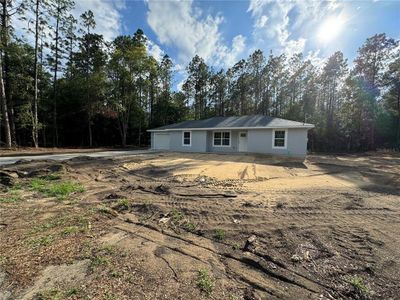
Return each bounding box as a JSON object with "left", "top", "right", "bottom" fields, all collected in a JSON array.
[{"left": 18, "top": 0, "right": 400, "bottom": 89}]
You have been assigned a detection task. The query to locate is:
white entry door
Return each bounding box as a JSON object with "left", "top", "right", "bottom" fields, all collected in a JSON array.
[{"left": 238, "top": 132, "right": 248, "bottom": 152}]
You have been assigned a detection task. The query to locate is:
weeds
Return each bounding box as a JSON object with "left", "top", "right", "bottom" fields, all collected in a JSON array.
[
  {"left": 213, "top": 229, "right": 226, "bottom": 241},
  {"left": 29, "top": 235, "right": 54, "bottom": 248},
  {"left": 197, "top": 269, "right": 214, "bottom": 295},
  {"left": 170, "top": 208, "right": 184, "bottom": 222},
  {"left": 109, "top": 270, "right": 123, "bottom": 278},
  {"left": 117, "top": 199, "right": 130, "bottom": 210},
  {"left": 0, "top": 187, "right": 22, "bottom": 203},
  {"left": 91, "top": 255, "right": 110, "bottom": 267},
  {"left": 61, "top": 225, "right": 85, "bottom": 235},
  {"left": 184, "top": 222, "right": 197, "bottom": 233},
  {"left": 35, "top": 288, "right": 62, "bottom": 300},
  {"left": 29, "top": 178, "right": 84, "bottom": 200},
  {"left": 103, "top": 294, "right": 118, "bottom": 300},
  {"left": 31, "top": 217, "right": 66, "bottom": 233},
  {"left": 232, "top": 243, "right": 241, "bottom": 250},
  {"left": 64, "top": 287, "right": 80, "bottom": 297},
  {"left": 348, "top": 276, "right": 369, "bottom": 296}
]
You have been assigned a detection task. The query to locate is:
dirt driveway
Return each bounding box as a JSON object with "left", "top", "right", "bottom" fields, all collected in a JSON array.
[{"left": 0, "top": 152, "right": 399, "bottom": 299}]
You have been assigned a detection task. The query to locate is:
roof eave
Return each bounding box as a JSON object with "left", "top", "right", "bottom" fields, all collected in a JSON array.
[{"left": 148, "top": 125, "right": 315, "bottom": 132}]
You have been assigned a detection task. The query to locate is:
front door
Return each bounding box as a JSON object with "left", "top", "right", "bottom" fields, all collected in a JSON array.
[{"left": 238, "top": 132, "right": 248, "bottom": 152}]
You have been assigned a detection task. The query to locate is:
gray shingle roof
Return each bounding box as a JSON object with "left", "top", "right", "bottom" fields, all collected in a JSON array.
[{"left": 148, "top": 115, "right": 314, "bottom": 131}]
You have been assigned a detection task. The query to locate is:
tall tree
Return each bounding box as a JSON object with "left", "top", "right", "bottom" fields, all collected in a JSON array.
[
  {"left": 48, "top": 0, "right": 74, "bottom": 146},
  {"left": 353, "top": 33, "right": 398, "bottom": 149},
  {"left": 183, "top": 55, "right": 210, "bottom": 119}
]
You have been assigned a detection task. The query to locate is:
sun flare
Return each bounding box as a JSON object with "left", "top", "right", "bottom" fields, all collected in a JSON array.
[{"left": 317, "top": 15, "right": 345, "bottom": 44}]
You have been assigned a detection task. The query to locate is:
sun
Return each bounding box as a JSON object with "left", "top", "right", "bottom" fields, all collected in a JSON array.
[{"left": 317, "top": 15, "right": 345, "bottom": 44}]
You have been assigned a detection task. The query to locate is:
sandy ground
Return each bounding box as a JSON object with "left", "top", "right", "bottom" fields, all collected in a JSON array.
[{"left": 0, "top": 151, "right": 399, "bottom": 300}]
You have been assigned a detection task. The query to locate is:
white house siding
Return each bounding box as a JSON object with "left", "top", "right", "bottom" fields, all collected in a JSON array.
[
  {"left": 151, "top": 128, "right": 309, "bottom": 157},
  {"left": 168, "top": 131, "right": 207, "bottom": 152},
  {"left": 206, "top": 130, "right": 240, "bottom": 153},
  {"left": 247, "top": 128, "right": 308, "bottom": 157}
]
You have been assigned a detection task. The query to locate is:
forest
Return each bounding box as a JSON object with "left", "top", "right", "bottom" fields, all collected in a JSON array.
[{"left": 0, "top": 0, "right": 399, "bottom": 152}]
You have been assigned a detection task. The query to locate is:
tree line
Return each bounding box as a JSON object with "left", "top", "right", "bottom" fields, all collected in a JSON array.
[{"left": 0, "top": 0, "right": 399, "bottom": 151}]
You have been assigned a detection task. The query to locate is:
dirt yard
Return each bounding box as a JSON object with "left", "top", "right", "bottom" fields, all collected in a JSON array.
[{"left": 0, "top": 151, "right": 399, "bottom": 300}]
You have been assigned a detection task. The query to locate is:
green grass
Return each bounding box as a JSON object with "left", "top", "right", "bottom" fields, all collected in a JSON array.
[
  {"left": 213, "top": 229, "right": 226, "bottom": 241},
  {"left": 197, "top": 269, "right": 214, "bottom": 295},
  {"left": 349, "top": 276, "right": 369, "bottom": 296},
  {"left": 29, "top": 178, "right": 85, "bottom": 200},
  {"left": 232, "top": 243, "right": 241, "bottom": 250},
  {"left": 29, "top": 235, "right": 54, "bottom": 248},
  {"left": 31, "top": 217, "right": 66, "bottom": 233},
  {"left": 0, "top": 188, "right": 22, "bottom": 203},
  {"left": 117, "top": 198, "right": 130, "bottom": 209},
  {"left": 64, "top": 287, "right": 80, "bottom": 297},
  {"left": 35, "top": 288, "right": 63, "bottom": 300},
  {"left": 109, "top": 270, "right": 123, "bottom": 278},
  {"left": 184, "top": 222, "right": 197, "bottom": 233},
  {"left": 170, "top": 208, "right": 184, "bottom": 222},
  {"left": 103, "top": 294, "right": 118, "bottom": 300},
  {"left": 61, "top": 225, "right": 85, "bottom": 235},
  {"left": 91, "top": 255, "right": 110, "bottom": 267}
]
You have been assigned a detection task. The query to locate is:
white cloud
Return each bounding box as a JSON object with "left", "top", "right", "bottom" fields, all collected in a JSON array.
[
  {"left": 146, "top": 39, "right": 165, "bottom": 63},
  {"left": 13, "top": 0, "right": 125, "bottom": 44},
  {"left": 145, "top": 0, "right": 245, "bottom": 68},
  {"left": 74, "top": 0, "right": 125, "bottom": 41},
  {"left": 248, "top": 0, "right": 342, "bottom": 56}
]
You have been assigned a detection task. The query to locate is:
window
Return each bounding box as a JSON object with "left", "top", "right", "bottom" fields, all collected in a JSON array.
[
  {"left": 213, "top": 131, "right": 230, "bottom": 146},
  {"left": 182, "top": 131, "right": 191, "bottom": 146},
  {"left": 240, "top": 132, "right": 247, "bottom": 138},
  {"left": 273, "top": 129, "right": 286, "bottom": 149}
]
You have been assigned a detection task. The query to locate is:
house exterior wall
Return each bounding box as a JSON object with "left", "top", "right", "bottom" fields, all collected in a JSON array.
[
  {"left": 247, "top": 128, "right": 308, "bottom": 157},
  {"left": 206, "top": 130, "right": 239, "bottom": 153},
  {"left": 151, "top": 128, "right": 309, "bottom": 157},
  {"left": 168, "top": 130, "right": 207, "bottom": 152}
]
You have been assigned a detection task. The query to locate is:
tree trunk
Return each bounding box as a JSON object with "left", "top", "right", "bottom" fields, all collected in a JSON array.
[
  {"left": 88, "top": 112, "right": 92, "bottom": 147},
  {"left": 0, "top": 52, "right": 11, "bottom": 148},
  {"left": 0, "top": 0, "right": 11, "bottom": 148},
  {"left": 32, "top": 0, "right": 40, "bottom": 148},
  {"left": 52, "top": 6, "right": 60, "bottom": 147}
]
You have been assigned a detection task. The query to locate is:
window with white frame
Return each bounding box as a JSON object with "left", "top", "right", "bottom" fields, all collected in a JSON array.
[
  {"left": 182, "top": 131, "right": 191, "bottom": 146},
  {"left": 213, "top": 131, "right": 230, "bottom": 146},
  {"left": 273, "top": 129, "right": 286, "bottom": 148}
]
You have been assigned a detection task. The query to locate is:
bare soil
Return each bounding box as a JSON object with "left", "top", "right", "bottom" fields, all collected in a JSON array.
[{"left": 0, "top": 151, "right": 399, "bottom": 300}]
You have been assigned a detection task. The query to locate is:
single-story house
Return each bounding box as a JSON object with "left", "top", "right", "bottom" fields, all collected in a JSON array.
[{"left": 148, "top": 115, "right": 314, "bottom": 158}]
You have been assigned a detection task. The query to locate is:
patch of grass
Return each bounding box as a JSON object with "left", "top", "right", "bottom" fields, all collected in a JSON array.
[
  {"left": 0, "top": 255, "right": 8, "bottom": 266},
  {"left": 109, "top": 270, "right": 123, "bottom": 278},
  {"left": 348, "top": 276, "right": 369, "bottom": 296},
  {"left": 29, "top": 235, "right": 54, "bottom": 248},
  {"left": 213, "top": 229, "right": 226, "bottom": 241},
  {"left": 61, "top": 225, "right": 85, "bottom": 235},
  {"left": 117, "top": 198, "right": 130, "bottom": 209},
  {"left": 170, "top": 208, "right": 184, "bottom": 222},
  {"left": 40, "top": 174, "right": 62, "bottom": 181},
  {"left": 197, "top": 269, "right": 214, "bottom": 295},
  {"left": 64, "top": 287, "right": 80, "bottom": 297},
  {"left": 29, "top": 178, "right": 84, "bottom": 200},
  {"left": 97, "top": 205, "right": 115, "bottom": 215},
  {"left": 103, "top": 294, "right": 118, "bottom": 300},
  {"left": 0, "top": 187, "right": 22, "bottom": 203},
  {"left": 91, "top": 255, "right": 110, "bottom": 267},
  {"left": 31, "top": 217, "right": 66, "bottom": 233},
  {"left": 184, "top": 222, "right": 197, "bottom": 233},
  {"left": 35, "top": 288, "right": 63, "bottom": 300},
  {"left": 232, "top": 243, "right": 241, "bottom": 250}
]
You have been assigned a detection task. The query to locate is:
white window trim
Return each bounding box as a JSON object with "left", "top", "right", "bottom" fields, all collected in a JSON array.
[
  {"left": 272, "top": 129, "right": 288, "bottom": 149},
  {"left": 213, "top": 130, "right": 231, "bottom": 147},
  {"left": 182, "top": 131, "right": 192, "bottom": 146}
]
